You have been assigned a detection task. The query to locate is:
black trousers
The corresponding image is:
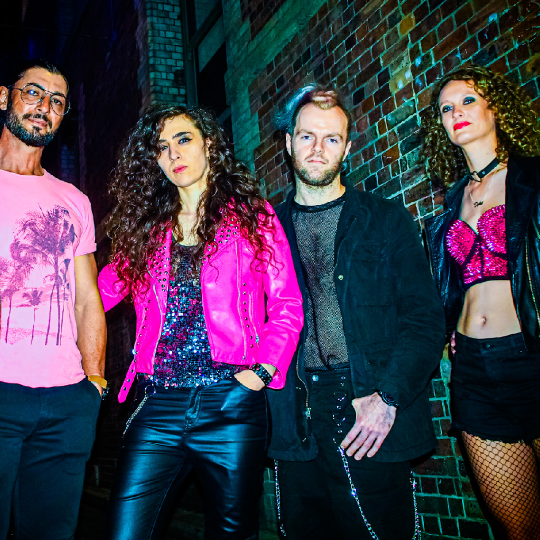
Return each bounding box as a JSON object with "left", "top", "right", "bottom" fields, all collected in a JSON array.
[
  {"left": 277, "top": 370, "right": 416, "bottom": 540},
  {"left": 105, "top": 377, "right": 269, "bottom": 540},
  {"left": 0, "top": 379, "right": 101, "bottom": 540}
]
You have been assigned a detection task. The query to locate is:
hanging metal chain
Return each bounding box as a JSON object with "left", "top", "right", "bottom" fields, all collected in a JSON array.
[{"left": 338, "top": 447, "right": 421, "bottom": 540}]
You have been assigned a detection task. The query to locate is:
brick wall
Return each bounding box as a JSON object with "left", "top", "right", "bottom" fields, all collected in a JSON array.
[
  {"left": 223, "top": 0, "right": 540, "bottom": 538},
  {"left": 59, "top": 0, "right": 188, "bottom": 492},
  {"left": 145, "top": 0, "right": 186, "bottom": 106}
]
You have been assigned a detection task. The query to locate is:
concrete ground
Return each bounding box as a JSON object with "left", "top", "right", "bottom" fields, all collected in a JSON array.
[{"left": 75, "top": 487, "right": 279, "bottom": 540}]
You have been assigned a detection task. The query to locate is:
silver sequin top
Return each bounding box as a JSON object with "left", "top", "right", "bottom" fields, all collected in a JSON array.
[{"left": 150, "top": 242, "right": 243, "bottom": 388}]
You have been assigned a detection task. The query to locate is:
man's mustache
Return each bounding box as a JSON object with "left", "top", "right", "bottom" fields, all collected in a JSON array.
[
  {"left": 22, "top": 113, "right": 52, "bottom": 129},
  {"left": 306, "top": 153, "right": 328, "bottom": 164}
]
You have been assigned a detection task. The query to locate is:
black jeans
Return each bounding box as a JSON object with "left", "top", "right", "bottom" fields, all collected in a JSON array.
[
  {"left": 105, "top": 377, "right": 269, "bottom": 540},
  {"left": 0, "top": 379, "right": 101, "bottom": 540},
  {"left": 277, "top": 369, "right": 416, "bottom": 540}
]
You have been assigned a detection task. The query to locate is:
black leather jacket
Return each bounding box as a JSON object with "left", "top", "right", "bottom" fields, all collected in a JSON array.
[
  {"left": 424, "top": 156, "right": 540, "bottom": 350},
  {"left": 267, "top": 186, "right": 445, "bottom": 462}
]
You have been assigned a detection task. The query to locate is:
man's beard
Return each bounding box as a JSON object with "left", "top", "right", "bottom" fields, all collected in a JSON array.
[
  {"left": 291, "top": 148, "right": 345, "bottom": 188},
  {"left": 5, "top": 94, "right": 56, "bottom": 147}
]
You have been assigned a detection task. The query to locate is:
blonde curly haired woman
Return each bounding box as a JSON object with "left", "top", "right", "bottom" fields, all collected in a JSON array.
[{"left": 423, "top": 65, "right": 540, "bottom": 539}]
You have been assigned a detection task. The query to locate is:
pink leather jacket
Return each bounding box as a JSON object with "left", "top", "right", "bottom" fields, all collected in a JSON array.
[{"left": 98, "top": 208, "right": 303, "bottom": 402}]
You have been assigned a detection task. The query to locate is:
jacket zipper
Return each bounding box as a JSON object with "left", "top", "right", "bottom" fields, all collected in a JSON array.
[
  {"left": 525, "top": 235, "right": 540, "bottom": 329},
  {"left": 296, "top": 345, "right": 311, "bottom": 420}
]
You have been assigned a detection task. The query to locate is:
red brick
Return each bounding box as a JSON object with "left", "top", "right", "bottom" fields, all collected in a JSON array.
[
  {"left": 426, "top": 62, "right": 443, "bottom": 85},
  {"left": 460, "top": 36, "right": 479, "bottom": 60},
  {"left": 396, "top": 83, "right": 414, "bottom": 106},
  {"left": 498, "top": 4, "right": 520, "bottom": 35},
  {"left": 372, "top": 38, "right": 385, "bottom": 59},
  {"left": 362, "top": 144, "right": 376, "bottom": 161},
  {"left": 382, "top": 38, "right": 409, "bottom": 66},
  {"left": 375, "top": 135, "right": 389, "bottom": 153},
  {"left": 355, "top": 114, "right": 369, "bottom": 133},
  {"left": 437, "top": 438, "right": 454, "bottom": 456},
  {"left": 440, "top": 0, "right": 461, "bottom": 19},
  {"left": 359, "top": 49, "right": 373, "bottom": 70},
  {"left": 382, "top": 96, "right": 396, "bottom": 115},
  {"left": 468, "top": 0, "right": 507, "bottom": 36},
  {"left": 405, "top": 179, "right": 432, "bottom": 203},
  {"left": 421, "top": 31, "right": 438, "bottom": 54},
  {"left": 349, "top": 41, "right": 367, "bottom": 63},
  {"left": 382, "top": 144, "right": 400, "bottom": 165},
  {"left": 433, "top": 26, "right": 467, "bottom": 62},
  {"left": 414, "top": 73, "right": 426, "bottom": 93},
  {"left": 455, "top": 2, "right": 473, "bottom": 26},
  {"left": 369, "top": 105, "right": 382, "bottom": 125},
  {"left": 402, "top": 0, "right": 423, "bottom": 16},
  {"left": 411, "top": 10, "right": 443, "bottom": 43},
  {"left": 478, "top": 21, "right": 500, "bottom": 48},
  {"left": 437, "top": 15, "right": 455, "bottom": 42},
  {"left": 381, "top": 0, "right": 399, "bottom": 18},
  {"left": 489, "top": 56, "right": 508, "bottom": 74},
  {"left": 407, "top": 203, "right": 419, "bottom": 218},
  {"left": 430, "top": 400, "right": 444, "bottom": 418},
  {"left": 507, "top": 43, "right": 531, "bottom": 68},
  {"left": 385, "top": 26, "right": 400, "bottom": 49},
  {"left": 374, "top": 83, "right": 391, "bottom": 105},
  {"left": 361, "top": 95, "right": 375, "bottom": 116},
  {"left": 414, "top": 1, "right": 430, "bottom": 24},
  {"left": 442, "top": 51, "right": 461, "bottom": 73}
]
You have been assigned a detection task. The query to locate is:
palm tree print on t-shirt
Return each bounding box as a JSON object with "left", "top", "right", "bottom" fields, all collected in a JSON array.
[{"left": 0, "top": 205, "right": 76, "bottom": 345}]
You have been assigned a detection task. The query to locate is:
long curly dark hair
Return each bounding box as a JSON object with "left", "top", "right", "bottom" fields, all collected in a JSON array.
[
  {"left": 106, "top": 103, "right": 274, "bottom": 296},
  {"left": 421, "top": 65, "right": 540, "bottom": 186}
]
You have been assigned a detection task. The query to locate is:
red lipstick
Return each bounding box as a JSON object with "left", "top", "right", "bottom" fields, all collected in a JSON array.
[
  {"left": 173, "top": 165, "right": 187, "bottom": 173},
  {"left": 454, "top": 121, "right": 470, "bottom": 131}
]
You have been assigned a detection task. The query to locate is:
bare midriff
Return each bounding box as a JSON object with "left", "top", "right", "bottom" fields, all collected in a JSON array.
[{"left": 457, "top": 280, "right": 521, "bottom": 338}]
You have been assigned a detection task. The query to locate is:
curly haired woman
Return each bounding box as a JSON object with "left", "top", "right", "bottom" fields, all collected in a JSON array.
[
  {"left": 423, "top": 65, "right": 540, "bottom": 539},
  {"left": 98, "top": 103, "right": 303, "bottom": 540}
]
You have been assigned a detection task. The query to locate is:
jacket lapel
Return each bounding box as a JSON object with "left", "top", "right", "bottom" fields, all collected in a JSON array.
[
  {"left": 147, "top": 228, "right": 172, "bottom": 308},
  {"left": 202, "top": 212, "right": 242, "bottom": 267},
  {"left": 506, "top": 157, "right": 534, "bottom": 272}
]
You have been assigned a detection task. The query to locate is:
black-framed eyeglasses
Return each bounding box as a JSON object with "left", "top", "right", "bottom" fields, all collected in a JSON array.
[{"left": 9, "top": 83, "right": 70, "bottom": 116}]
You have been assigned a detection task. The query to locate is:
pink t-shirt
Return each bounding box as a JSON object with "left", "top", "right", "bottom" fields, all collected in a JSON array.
[{"left": 0, "top": 169, "right": 96, "bottom": 387}]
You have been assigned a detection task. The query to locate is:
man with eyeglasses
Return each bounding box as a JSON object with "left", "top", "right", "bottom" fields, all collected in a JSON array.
[
  {"left": 266, "top": 85, "right": 445, "bottom": 539},
  {"left": 0, "top": 59, "right": 106, "bottom": 540}
]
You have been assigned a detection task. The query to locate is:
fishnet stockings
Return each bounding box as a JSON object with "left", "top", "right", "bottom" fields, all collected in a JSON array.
[{"left": 462, "top": 431, "right": 540, "bottom": 539}]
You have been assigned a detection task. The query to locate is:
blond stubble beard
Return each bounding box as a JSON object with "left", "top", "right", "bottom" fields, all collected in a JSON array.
[{"left": 291, "top": 148, "right": 346, "bottom": 188}]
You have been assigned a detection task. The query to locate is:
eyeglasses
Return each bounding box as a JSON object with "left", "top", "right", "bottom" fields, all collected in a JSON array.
[{"left": 10, "top": 83, "right": 70, "bottom": 116}]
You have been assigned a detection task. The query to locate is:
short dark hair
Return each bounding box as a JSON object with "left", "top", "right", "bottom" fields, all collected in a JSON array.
[
  {"left": 275, "top": 84, "right": 352, "bottom": 141},
  {"left": 4, "top": 58, "right": 69, "bottom": 96}
]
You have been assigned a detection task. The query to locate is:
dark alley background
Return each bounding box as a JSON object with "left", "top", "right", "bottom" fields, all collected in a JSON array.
[{"left": 2, "top": 1, "right": 539, "bottom": 538}]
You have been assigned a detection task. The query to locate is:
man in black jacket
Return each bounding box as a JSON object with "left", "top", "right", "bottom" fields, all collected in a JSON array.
[{"left": 267, "top": 85, "right": 445, "bottom": 539}]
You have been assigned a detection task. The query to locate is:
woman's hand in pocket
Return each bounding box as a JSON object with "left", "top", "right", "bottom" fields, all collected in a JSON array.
[{"left": 234, "top": 369, "right": 266, "bottom": 391}]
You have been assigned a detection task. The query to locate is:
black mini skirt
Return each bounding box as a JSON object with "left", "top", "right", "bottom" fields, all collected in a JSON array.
[{"left": 451, "top": 332, "right": 540, "bottom": 444}]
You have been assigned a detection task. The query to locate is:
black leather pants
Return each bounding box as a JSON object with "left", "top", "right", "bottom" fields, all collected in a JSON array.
[{"left": 105, "top": 377, "right": 269, "bottom": 540}]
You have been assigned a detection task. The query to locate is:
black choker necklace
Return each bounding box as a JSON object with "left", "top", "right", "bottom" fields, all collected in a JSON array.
[{"left": 466, "top": 157, "right": 499, "bottom": 183}]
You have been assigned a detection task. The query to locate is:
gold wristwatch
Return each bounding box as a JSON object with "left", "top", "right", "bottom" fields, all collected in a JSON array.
[{"left": 88, "top": 375, "right": 108, "bottom": 397}]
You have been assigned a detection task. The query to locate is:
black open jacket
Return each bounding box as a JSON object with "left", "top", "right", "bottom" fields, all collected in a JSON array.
[
  {"left": 424, "top": 156, "right": 540, "bottom": 350},
  {"left": 267, "top": 186, "right": 445, "bottom": 462}
]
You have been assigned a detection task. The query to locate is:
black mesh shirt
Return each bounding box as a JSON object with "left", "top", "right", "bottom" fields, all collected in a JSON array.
[{"left": 291, "top": 194, "right": 350, "bottom": 371}]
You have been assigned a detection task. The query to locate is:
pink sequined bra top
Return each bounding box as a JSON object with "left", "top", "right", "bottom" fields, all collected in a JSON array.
[{"left": 445, "top": 205, "right": 508, "bottom": 290}]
